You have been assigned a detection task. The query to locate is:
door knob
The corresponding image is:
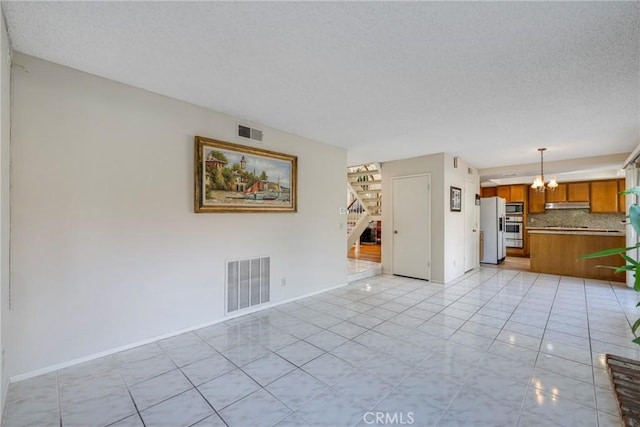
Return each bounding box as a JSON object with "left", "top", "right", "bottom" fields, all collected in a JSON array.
[{"left": 394, "top": 230, "right": 398, "bottom": 234}]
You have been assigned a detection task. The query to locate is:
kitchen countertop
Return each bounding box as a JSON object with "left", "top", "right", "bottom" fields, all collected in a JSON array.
[{"left": 526, "top": 226, "right": 625, "bottom": 237}]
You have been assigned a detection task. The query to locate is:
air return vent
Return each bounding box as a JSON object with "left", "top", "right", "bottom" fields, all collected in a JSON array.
[
  {"left": 226, "top": 257, "right": 270, "bottom": 313},
  {"left": 238, "top": 124, "right": 263, "bottom": 142}
]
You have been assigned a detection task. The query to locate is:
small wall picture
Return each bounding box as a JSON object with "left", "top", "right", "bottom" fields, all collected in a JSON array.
[
  {"left": 194, "top": 136, "right": 297, "bottom": 213},
  {"left": 450, "top": 186, "right": 462, "bottom": 212}
]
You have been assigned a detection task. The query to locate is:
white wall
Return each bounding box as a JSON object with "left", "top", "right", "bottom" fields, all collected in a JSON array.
[
  {"left": 381, "top": 153, "right": 479, "bottom": 283},
  {"left": 0, "top": 10, "right": 11, "bottom": 406},
  {"left": 381, "top": 153, "right": 445, "bottom": 282},
  {"left": 443, "top": 154, "right": 480, "bottom": 283},
  {"left": 8, "top": 53, "right": 347, "bottom": 378}
]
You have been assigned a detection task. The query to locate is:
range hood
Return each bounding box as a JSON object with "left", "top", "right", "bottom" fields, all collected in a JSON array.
[{"left": 545, "top": 202, "right": 590, "bottom": 210}]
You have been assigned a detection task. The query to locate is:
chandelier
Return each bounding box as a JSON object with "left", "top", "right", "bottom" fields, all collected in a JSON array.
[{"left": 531, "top": 148, "right": 558, "bottom": 192}]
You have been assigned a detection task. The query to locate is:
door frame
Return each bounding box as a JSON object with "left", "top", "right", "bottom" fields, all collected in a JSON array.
[
  {"left": 391, "top": 173, "right": 431, "bottom": 281},
  {"left": 464, "top": 179, "right": 478, "bottom": 272}
]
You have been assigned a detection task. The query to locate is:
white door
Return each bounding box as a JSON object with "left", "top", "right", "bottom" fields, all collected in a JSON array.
[
  {"left": 464, "top": 180, "right": 478, "bottom": 271},
  {"left": 392, "top": 174, "right": 430, "bottom": 280}
]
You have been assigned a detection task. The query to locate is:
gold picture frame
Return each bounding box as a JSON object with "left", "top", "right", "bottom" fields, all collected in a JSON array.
[{"left": 194, "top": 136, "right": 297, "bottom": 213}]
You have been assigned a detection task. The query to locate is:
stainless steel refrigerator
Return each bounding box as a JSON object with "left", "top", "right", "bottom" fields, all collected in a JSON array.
[{"left": 480, "top": 196, "right": 506, "bottom": 264}]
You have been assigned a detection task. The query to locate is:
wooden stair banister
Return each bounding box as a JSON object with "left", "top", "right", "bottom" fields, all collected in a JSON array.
[{"left": 347, "top": 163, "right": 382, "bottom": 247}]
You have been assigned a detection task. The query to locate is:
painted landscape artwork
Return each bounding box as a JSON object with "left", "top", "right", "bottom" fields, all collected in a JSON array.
[{"left": 194, "top": 136, "right": 297, "bottom": 213}]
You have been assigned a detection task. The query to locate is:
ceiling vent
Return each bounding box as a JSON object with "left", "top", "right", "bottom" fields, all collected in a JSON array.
[{"left": 238, "top": 124, "right": 263, "bottom": 142}]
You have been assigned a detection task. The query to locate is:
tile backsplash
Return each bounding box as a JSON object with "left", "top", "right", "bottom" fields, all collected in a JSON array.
[{"left": 528, "top": 209, "right": 626, "bottom": 231}]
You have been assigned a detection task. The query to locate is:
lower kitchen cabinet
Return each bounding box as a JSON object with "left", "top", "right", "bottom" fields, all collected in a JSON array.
[{"left": 529, "top": 232, "right": 624, "bottom": 281}]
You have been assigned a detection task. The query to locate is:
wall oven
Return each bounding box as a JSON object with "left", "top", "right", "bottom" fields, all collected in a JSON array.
[
  {"left": 506, "top": 202, "right": 524, "bottom": 214},
  {"left": 505, "top": 215, "right": 523, "bottom": 248}
]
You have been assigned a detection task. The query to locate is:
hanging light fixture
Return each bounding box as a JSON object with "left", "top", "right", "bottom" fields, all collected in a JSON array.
[{"left": 531, "top": 148, "right": 558, "bottom": 192}]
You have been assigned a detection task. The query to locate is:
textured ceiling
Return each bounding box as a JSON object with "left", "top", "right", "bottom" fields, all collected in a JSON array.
[{"left": 2, "top": 1, "right": 639, "bottom": 177}]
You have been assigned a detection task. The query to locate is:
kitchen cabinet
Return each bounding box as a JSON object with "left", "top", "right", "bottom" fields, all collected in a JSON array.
[
  {"left": 497, "top": 186, "right": 511, "bottom": 201},
  {"left": 528, "top": 187, "right": 545, "bottom": 213},
  {"left": 619, "top": 179, "right": 626, "bottom": 213},
  {"left": 567, "top": 182, "right": 590, "bottom": 202},
  {"left": 493, "top": 185, "right": 526, "bottom": 202},
  {"left": 545, "top": 184, "right": 567, "bottom": 203},
  {"left": 590, "top": 180, "right": 619, "bottom": 213},
  {"left": 529, "top": 231, "right": 624, "bottom": 282},
  {"left": 509, "top": 185, "right": 526, "bottom": 202},
  {"left": 481, "top": 187, "right": 497, "bottom": 198}
]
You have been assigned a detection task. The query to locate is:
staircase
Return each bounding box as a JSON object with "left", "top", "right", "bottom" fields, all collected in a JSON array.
[{"left": 347, "top": 164, "right": 382, "bottom": 248}]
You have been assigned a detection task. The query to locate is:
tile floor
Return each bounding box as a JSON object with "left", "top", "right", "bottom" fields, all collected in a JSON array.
[
  {"left": 3, "top": 267, "right": 639, "bottom": 427},
  {"left": 346, "top": 259, "right": 382, "bottom": 282}
]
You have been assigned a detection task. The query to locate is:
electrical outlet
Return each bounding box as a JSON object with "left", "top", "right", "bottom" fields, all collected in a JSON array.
[{"left": 281, "top": 277, "right": 287, "bottom": 287}]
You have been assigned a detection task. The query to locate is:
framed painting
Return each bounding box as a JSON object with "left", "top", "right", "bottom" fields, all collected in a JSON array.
[
  {"left": 194, "top": 136, "right": 297, "bottom": 213},
  {"left": 450, "top": 186, "right": 462, "bottom": 212}
]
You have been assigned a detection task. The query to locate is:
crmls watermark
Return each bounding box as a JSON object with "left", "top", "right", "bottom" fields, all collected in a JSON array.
[{"left": 363, "top": 411, "right": 415, "bottom": 425}]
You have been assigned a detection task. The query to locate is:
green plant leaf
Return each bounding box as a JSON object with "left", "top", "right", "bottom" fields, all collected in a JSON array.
[
  {"left": 614, "top": 266, "right": 637, "bottom": 274},
  {"left": 621, "top": 186, "right": 640, "bottom": 196},
  {"left": 583, "top": 187, "right": 640, "bottom": 347},
  {"left": 581, "top": 244, "right": 640, "bottom": 259},
  {"left": 630, "top": 204, "right": 640, "bottom": 236},
  {"left": 594, "top": 265, "right": 623, "bottom": 270},
  {"left": 621, "top": 254, "right": 639, "bottom": 265}
]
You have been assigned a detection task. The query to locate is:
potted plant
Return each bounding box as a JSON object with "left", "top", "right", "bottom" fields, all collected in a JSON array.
[
  {"left": 582, "top": 187, "right": 640, "bottom": 343},
  {"left": 581, "top": 186, "right": 640, "bottom": 424}
]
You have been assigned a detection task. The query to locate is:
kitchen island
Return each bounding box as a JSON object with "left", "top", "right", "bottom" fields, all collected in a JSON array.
[{"left": 528, "top": 227, "right": 626, "bottom": 282}]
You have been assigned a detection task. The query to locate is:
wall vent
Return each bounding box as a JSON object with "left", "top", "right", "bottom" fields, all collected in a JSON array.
[
  {"left": 226, "top": 257, "right": 270, "bottom": 313},
  {"left": 238, "top": 124, "right": 263, "bottom": 142}
]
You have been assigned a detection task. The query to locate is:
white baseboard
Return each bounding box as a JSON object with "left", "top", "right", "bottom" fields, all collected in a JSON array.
[
  {"left": 1, "top": 373, "right": 8, "bottom": 422},
  {"left": 9, "top": 281, "right": 349, "bottom": 384}
]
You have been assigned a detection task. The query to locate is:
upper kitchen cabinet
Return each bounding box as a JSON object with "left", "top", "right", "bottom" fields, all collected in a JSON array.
[
  {"left": 544, "top": 182, "right": 589, "bottom": 203},
  {"left": 492, "top": 184, "right": 526, "bottom": 202},
  {"left": 481, "top": 187, "right": 497, "bottom": 198},
  {"left": 545, "top": 184, "right": 567, "bottom": 203},
  {"left": 497, "top": 186, "right": 511, "bottom": 201},
  {"left": 509, "top": 185, "right": 526, "bottom": 202},
  {"left": 619, "top": 179, "right": 626, "bottom": 213},
  {"left": 590, "top": 180, "right": 619, "bottom": 213},
  {"left": 528, "top": 187, "right": 545, "bottom": 213},
  {"left": 567, "top": 182, "right": 590, "bottom": 202}
]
